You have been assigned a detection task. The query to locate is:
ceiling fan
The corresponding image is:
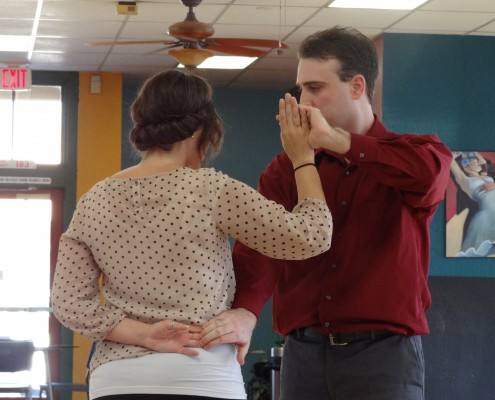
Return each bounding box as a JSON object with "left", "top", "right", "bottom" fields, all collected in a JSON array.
[{"left": 88, "top": 0, "right": 289, "bottom": 68}]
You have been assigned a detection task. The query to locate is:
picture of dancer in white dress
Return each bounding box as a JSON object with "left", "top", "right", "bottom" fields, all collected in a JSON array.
[{"left": 447, "top": 151, "right": 495, "bottom": 257}]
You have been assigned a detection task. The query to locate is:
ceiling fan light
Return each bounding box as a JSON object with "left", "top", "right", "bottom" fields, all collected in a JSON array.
[
  {"left": 168, "top": 4, "right": 214, "bottom": 40},
  {"left": 168, "top": 20, "right": 214, "bottom": 40},
  {"left": 169, "top": 48, "right": 214, "bottom": 68}
]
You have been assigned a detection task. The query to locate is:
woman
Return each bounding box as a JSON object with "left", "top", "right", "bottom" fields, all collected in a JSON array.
[
  {"left": 51, "top": 69, "right": 332, "bottom": 400},
  {"left": 450, "top": 151, "right": 495, "bottom": 256}
]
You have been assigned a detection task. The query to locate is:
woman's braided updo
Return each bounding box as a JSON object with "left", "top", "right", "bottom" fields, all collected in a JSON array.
[{"left": 130, "top": 69, "right": 223, "bottom": 160}]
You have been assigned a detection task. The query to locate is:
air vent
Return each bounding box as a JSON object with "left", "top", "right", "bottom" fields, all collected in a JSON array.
[{"left": 116, "top": 1, "right": 137, "bottom": 15}]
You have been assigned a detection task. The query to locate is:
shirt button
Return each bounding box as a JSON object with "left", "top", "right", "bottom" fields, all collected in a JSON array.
[
  {"left": 341, "top": 200, "right": 347, "bottom": 205},
  {"left": 324, "top": 322, "right": 330, "bottom": 328},
  {"left": 359, "top": 152, "right": 365, "bottom": 158},
  {"left": 331, "top": 263, "right": 337, "bottom": 268},
  {"left": 326, "top": 295, "right": 332, "bottom": 300},
  {"left": 345, "top": 170, "right": 350, "bottom": 175}
]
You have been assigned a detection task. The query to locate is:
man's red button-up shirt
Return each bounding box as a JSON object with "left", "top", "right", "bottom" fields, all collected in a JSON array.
[{"left": 232, "top": 117, "right": 452, "bottom": 336}]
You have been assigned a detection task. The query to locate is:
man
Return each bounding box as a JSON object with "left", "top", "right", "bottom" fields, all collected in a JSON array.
[{"left": 201, "top": 26, "right": 452, "bottom": 400}]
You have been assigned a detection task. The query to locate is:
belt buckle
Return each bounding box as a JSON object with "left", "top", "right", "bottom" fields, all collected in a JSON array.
[{"left": 329, "top": 333, "right": 348, "bottom": 346}]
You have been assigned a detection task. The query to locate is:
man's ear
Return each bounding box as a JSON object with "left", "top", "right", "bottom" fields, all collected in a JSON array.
[{"left": 350, "top": 75, "right": 366, "bottom": 99}]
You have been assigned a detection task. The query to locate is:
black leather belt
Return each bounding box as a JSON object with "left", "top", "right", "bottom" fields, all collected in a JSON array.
[{"left": 290, "top": 327, "right": 392, "bottom": 346}]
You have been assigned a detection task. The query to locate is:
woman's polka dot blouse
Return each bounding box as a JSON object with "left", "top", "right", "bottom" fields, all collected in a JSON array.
[{"left": 51, "top": 167, "right": 332, "bottom": 370}]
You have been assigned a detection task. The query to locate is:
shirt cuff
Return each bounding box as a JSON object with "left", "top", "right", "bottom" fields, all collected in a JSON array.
[{"left": 346, "top": 133, "right": 378, "bottom": 163}]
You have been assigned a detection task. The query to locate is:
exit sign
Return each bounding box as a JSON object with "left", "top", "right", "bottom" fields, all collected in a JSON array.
[{"left": 0, "top": 67, "right": 32, "bottom": 90}]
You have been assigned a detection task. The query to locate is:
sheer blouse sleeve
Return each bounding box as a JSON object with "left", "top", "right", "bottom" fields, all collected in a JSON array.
[
  {"left": 51, "top": 194, "right": 127, "bottom": 340},
  {"left": 213, "top": 174, "right": 332, "bottom": 260}
]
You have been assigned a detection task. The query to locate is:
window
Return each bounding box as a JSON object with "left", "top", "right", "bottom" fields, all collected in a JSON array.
[
  {"left": 0, "top": 71, "right": 77, "bottom": 394},
  {"left": 0, "top": 86, "right": 62, "bottom": 165},
  {"left": 0, "top": 195, "right": 51, "bottom": 386}
]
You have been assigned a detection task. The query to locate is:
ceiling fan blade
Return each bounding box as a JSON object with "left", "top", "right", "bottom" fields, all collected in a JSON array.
[
  {"left": 204, "top": 43, "right": 266, "bottom": 57},
  {"left": 148, "top": 43, "right": 183, "bottom": 55},
  {"left": 209, "top": 38, "right": 288, "bottom": 49},
  {"left": 86, "top": 40, "right": 178, "bottom": 46}
]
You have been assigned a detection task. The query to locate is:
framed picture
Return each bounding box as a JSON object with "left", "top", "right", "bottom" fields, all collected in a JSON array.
[{"left": 445, "top": 151, "right": 495, "bottom": 257}]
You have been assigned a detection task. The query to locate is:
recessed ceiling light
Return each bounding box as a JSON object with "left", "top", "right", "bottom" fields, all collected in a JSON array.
[
  {"left": 179, "top": 56, "right": 257, "bottom": 70},
  {"left": 0, "top": 1, "right": 44, "bottom": 55},
  {"left": 328, "top": 0, "right": 427, "bottom": 10},
  {"left": 0, "top": 36, "right": 31, "bottom": 52},
  {"left": 28, "top": 0, "right": 45, "bottom": 60}
]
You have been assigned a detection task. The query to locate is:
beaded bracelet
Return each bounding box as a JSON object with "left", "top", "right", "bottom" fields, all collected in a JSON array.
[{"left": 293, "top": 162, "right": 316, "bottom": 173}]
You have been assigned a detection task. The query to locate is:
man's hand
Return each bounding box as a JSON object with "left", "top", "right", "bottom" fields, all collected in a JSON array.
[
  {"left": 301, "top": 105, "right": 351, "bottom": 155},
  {"left": 200, "top": 308, "right": 257, "bottom": 365}
]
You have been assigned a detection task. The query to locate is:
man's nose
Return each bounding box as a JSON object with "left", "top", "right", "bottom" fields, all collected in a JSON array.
[{"left": 299, "top": 91, "right": 312, "bottom": 106}]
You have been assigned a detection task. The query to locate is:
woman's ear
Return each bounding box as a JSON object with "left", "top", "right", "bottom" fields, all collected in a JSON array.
[
  {"left": 191, "top": 127, "right": 208, "bottom": 161},
  {"left": 190, "top": 127, "right": 202, "bottom": 140},
  {"left": 350, "top": 75, "right": 366, "bottom": 100}
]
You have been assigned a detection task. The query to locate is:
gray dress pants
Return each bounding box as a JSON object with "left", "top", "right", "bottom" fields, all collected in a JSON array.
[{"left": 280, "top": 330, "right": 425, "bottom": 400}]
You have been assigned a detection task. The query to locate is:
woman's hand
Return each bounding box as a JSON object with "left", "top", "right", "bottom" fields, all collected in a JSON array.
[
  {"left": 481, "top": 182, "right": 495, "bottom": 192},
  {"left": 276, "top": 93, "right": 314, "bottom": 167},
  {"left": 143, "top": 320, "right": 203, "bottom": 356},
  {"left": 106, "top": 318, "right": 202, "bottom": 356},
  {"left": 276, "top": 93, "right": 326, "bottom": 203}
]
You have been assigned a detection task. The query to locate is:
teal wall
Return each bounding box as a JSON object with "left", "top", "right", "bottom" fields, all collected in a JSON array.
[{"left": 382, "top": 33, "right": 495, "bottom": 277}]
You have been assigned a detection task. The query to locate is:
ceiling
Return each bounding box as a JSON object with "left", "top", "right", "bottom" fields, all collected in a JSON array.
[{"left": 2, "top": 0, "right": 495, "bottom": 89}]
